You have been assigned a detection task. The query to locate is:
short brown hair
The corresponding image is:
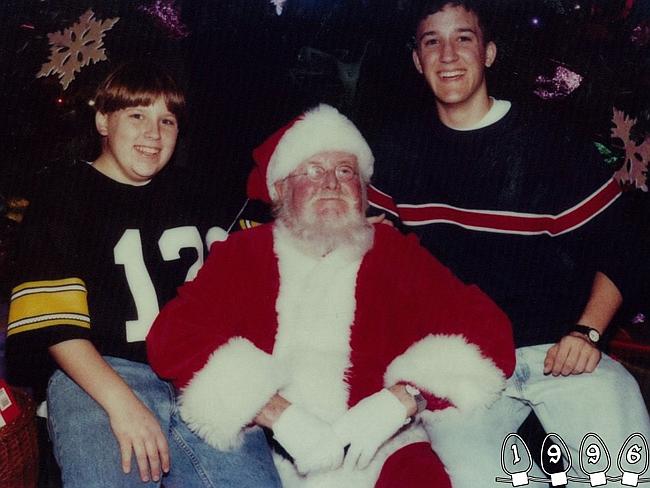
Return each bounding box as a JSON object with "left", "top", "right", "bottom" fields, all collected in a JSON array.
[
  {"left": 412, "top": 0, "right": 493, "bottom": 47},
  {"left": 94, "top": 62, "right": 186, "bottom": 128}
]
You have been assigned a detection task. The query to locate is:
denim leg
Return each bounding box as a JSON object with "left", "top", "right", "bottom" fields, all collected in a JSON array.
[
  {"left": 424, "top": 383, "right": 532, "bottom": 488},
  {"left": 47, "top": 357, "right": 173, "bottom": 488},
  {"left": 164, "top": 411, "right": 282, "bottom": 488},
  {"left": 428, "top": 344, "right": 650, "bottom": 488},
  {"left": 521, "top": 344, "right": 650, "bottom": 487}
]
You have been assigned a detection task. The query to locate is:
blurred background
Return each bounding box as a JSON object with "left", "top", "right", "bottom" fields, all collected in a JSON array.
[{"left": 1, "top": 0, "right": 649, "bottom": 195}]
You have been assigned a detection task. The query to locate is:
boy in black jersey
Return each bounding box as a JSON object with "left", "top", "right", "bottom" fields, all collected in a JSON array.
[
  {"left": 367, "top": 1, "right": 650, "bottom": 487},
  {"left": 7, "top": 63, "right": 280, "bottom": 487}
]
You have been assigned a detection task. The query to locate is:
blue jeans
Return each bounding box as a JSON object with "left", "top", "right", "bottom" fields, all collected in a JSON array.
[
  {"left": 47, "top": 357, "right": 281, "bottom": 488},
  {"left": 425, "top": 344, "right": 650, "bottom": 488}
]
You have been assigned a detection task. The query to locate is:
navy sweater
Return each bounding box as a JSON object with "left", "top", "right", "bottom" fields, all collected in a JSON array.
[{"left": 368, "top": 103, "right": 630, "bottom": 347}]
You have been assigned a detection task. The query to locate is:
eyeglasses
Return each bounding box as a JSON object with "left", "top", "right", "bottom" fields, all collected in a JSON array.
[{"left": 286, "top": 163, "right": 358, "bottom": 182}]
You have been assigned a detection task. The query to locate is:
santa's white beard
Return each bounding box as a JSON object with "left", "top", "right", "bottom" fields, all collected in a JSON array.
[{"left": 275, "top": 196, "right": 374, "bottom": 259}]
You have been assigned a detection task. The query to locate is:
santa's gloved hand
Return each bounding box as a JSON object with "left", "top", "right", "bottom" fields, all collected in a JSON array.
[
  {"left": 272, "top": 404, "right": 345, "bottom": 475},
  {"left": 333, "top": 388, "right": 407, "bottom": 470}
]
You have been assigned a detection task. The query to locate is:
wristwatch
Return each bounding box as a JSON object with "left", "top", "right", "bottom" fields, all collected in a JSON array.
[
  {"left": 405, "top": 384, "right": 427, "bottom": 415},
  {"left": 572, "top": 324, "right": 601, "bottom": 345}
]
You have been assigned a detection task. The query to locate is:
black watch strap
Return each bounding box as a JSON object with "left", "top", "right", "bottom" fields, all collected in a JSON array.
[{"left": 571, "top": 324, "right": 601, "bottom": 345}]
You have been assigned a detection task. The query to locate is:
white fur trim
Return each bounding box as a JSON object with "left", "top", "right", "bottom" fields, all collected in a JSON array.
[
  {"left": 267, "top": 104, "right": 374, "bottom": 199},
  {"left": 272, "top": 224, "right": 362, "bottom": 423},
  {"left": 179, "top": 336, "right": 288, "bottom": 450},
  {"left": 384, "top": 334, "right": 506, "bottom": 413}
]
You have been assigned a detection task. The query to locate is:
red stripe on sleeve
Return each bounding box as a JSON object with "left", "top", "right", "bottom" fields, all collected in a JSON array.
[
  {"left": 398, "top": 178, "right": 621, "bottom": 236},
  {"left": 368, "top": 184, "right": 400, "bottom": 216}
]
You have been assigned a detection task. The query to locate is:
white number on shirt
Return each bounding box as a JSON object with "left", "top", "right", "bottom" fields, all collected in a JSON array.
[{"left": 114, "top": 226, "right": 224, "bottom": 342}]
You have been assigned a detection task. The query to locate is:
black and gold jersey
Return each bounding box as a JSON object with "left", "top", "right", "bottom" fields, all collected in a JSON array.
[{"left": 7, "top": 161, "right": 236, "bottom": 392}]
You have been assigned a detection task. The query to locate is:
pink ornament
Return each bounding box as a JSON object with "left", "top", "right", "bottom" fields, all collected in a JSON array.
[
  {"left": 534, "top": 65, "right": 583, "bottom": 100},
  {"left": 138, "top": 0, "right": 189, "bottom": 39}
]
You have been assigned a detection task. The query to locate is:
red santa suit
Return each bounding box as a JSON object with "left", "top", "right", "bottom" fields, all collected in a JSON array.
[{"left": 147, "top": 221, "right": 515, "bottom": 488}]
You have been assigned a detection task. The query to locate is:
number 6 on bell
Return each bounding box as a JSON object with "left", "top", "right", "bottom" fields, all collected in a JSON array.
[{"left": 617, "top": 433, "right": 649, "bottom": 486}]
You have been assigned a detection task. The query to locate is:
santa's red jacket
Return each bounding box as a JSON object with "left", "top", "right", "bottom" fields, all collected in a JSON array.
[{"left": 147, "top": 223, "right": 515, "bottom": 487}]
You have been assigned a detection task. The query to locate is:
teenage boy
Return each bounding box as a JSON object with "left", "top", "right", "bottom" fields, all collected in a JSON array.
[
  {"left": 6, "top": 62, "right": 280, "bottom": 488},
  {"left": 367, "top": 1, "right": 650, "bottom": 486}
]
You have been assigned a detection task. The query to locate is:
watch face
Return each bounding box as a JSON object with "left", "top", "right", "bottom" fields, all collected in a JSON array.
[
  {"left": 588, "top": 329, "right": 600, "bottom": 342},
  {"left": 405, "top": 384, "right": 421, "bottom": 396}
]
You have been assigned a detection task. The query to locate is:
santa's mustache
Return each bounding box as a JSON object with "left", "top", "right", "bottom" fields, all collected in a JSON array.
[{"left": 310, "top": 190, "right": 355, "bottom": 202}]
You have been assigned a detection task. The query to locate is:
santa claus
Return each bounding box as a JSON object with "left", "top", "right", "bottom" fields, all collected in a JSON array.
[{"left": 147, "top": 104, "right": 515, "bottom": 487}]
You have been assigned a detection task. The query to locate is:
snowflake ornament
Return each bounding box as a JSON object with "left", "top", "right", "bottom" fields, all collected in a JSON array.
[
  {"left": 611, "top": 108, "right": 650, "bottom": 192},
  {"left": 271, "top": 0, "right": 287, "bottom": 15},
  {"left": 37, "top": 10, "right": 119, "bottom": 90}
]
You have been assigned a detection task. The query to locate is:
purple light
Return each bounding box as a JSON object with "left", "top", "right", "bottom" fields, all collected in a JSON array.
[
  {"left": 631, "top": 20, "right": 650, "bottom": 47},
  {"left": 530, "top": 17, "right": 541, "bottom": 27},
  {"left": 138, "top": 0, "right": 189, "bottom": 39},
  {"left": 534, "top": 65, "right": 583, "bottom": 100},
  {"left": 632, "top": 313, "right": 646, "bottom": 325}
]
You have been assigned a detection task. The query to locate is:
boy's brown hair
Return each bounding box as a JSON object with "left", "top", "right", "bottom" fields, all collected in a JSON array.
[
  {"left": 411, "top": 0, "right": 493, "bottom": 47},
  {"left": 94, "top": 62, "right": 186, "bottom": 128}
]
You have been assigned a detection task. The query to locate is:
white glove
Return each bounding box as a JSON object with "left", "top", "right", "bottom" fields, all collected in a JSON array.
[
  {"left": 272, "top": 404, "right": 345, "bottom": 475},
  {"left": 333, "top": 389, "right": 407, "bottom": 470}
]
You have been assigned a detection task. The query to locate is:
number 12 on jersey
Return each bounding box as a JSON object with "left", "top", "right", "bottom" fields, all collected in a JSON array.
[{"left": 114, "top": 226, "right": 226, "bottom": 342}]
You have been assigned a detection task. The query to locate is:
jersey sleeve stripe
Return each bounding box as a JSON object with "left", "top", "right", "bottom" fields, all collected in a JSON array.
[
  {"left": 239, "top": 219, "right": 262, "bottom": 230},
  {"left": 8, "top": 278, "right": 90, "bottom": 336},
  {"left": 8, "top": 316, "right": 91, "bottom": 336},
  {"left": 11, "top": 277, "right": 86, "bottom": 296}
]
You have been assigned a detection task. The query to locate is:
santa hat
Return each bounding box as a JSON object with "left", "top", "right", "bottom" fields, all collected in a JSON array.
[{"left": 247, "top": 104, "right": 374, "bottom": 203}]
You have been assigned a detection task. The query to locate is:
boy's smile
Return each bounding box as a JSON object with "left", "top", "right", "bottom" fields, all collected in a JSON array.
[
  {"left": 93, "top": 97, "right": 179, "bottom": 185},
  {"left": 412, "top": 4, "right": 496, "bottom": 127}
]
